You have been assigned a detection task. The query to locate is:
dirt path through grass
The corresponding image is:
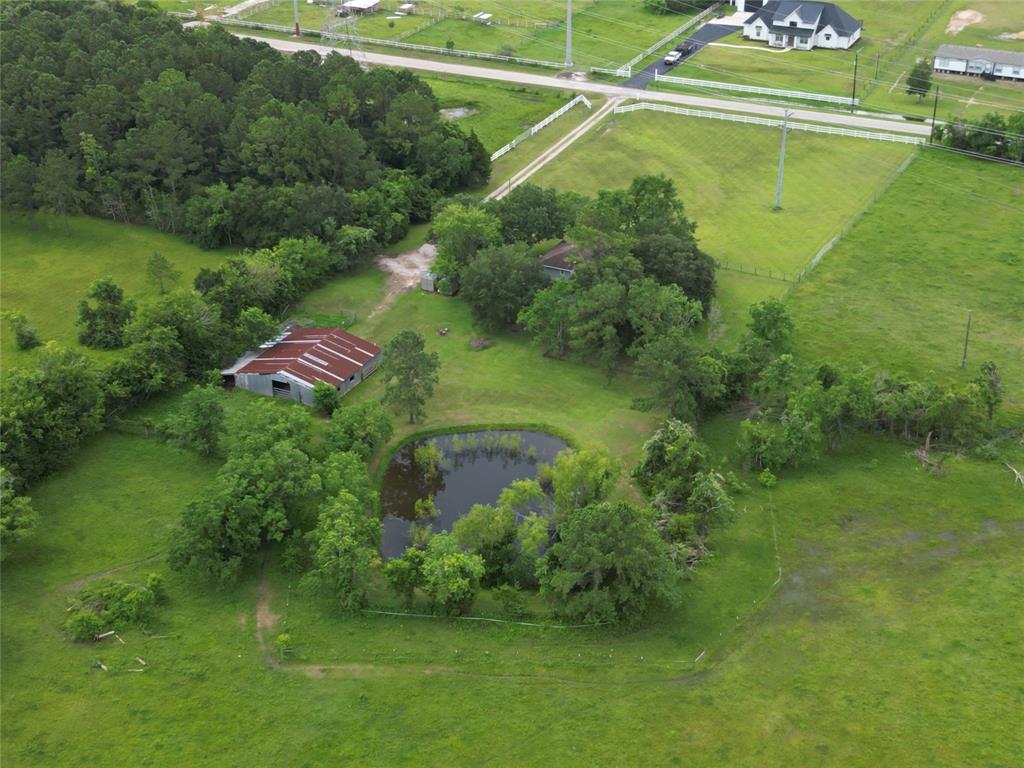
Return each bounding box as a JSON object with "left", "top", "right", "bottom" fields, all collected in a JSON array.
[
  {"left": 255, "top": 571, "right": 281, "bottom": 668},
  {"left": 370, "top": 243, "right": 437, "bottom": 319}
]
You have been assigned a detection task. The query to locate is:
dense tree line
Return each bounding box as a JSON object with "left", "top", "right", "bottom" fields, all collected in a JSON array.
[
  {"left": 739, "top": 356, "right": 1005, "bottom": 479},
  {"left": 429, "top": 176, "right": 719, "bottom": 388},
  {"left": 933, "top": 112, "right": 1024, "bottom": 162},
  {"left": 0, "top": 1, "right": 489, "bottom": 247}
]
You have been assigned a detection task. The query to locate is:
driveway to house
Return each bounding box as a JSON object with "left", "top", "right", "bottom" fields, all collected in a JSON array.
[
  {"left": 623, "top": 23, "right": 737, "bottom": 89},
  {"left": 233, "top": 34, "right": 932, "bottom": 137}
]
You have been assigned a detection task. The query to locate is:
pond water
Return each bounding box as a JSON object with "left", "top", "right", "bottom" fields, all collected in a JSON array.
[{"left": 378, "top": 430, "right": 567, "bottom": 559}]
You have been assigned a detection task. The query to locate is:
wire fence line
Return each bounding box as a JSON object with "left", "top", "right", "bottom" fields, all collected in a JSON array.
[
  {"left": 654, "top": 70, "right": 858, "bottom": 106},
  {"left": 786, "top": 147, "right": 919, "bottom": 290},
  {"left": 490, "top": 94, "right": 592, "bottom": 161},
  {"left": 715, "top": 260, "right": 797, "bottom": 284},
  {"left": 860, "top": 0, "right": 952, "bottom": 100},
  {"left": 613, "top": 102, "right": 926, "bottom": 144}
]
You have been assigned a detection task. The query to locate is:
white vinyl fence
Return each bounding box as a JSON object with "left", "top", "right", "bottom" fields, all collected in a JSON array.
[
  {"left": 655, "top": 70, "right": 858, "bottom": 106},
  {"left": 490, "top": 94, "right": 592, "bottom": 161},
  {"left": 622, "top": 3, "right": 721, "bottom": 71},
  {"left": 613, "top": 102, "right": 925, "bottom": 144}
]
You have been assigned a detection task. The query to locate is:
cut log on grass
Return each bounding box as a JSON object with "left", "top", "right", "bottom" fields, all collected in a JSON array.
[
  {"left": 914, "top": 432, "right": 946, "bottom": 476},
  {"left": 1006, "top": 463, "right": 1024, "bottom": 487},
  {"left": 114, "top": 634, "right": 126, "bottom": 645},
  {"left": 95, "top": 631, "right": 115, "bottom": 640},
  {"left": 135, "top": 657, "right": 147, "bottom": 666},
  {"left": 126, "top": 669, "right": 145, "bottom": 673}
]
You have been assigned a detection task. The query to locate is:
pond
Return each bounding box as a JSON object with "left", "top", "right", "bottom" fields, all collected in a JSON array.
[{"left": 378, "top": 430, "right": 568, "bottom": 559}]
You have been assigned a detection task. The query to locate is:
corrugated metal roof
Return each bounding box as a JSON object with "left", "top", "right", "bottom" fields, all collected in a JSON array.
[
  {"left": 935, "top": 44, "right": 1024, "bottom": 67},
  {"left": 235, "top": 327, "right": 380, "bottom": 388}
]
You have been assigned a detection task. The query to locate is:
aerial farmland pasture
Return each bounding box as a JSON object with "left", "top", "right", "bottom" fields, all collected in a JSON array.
[{"left": 1, "top": 1, "right": 1022, "bottom": 766}]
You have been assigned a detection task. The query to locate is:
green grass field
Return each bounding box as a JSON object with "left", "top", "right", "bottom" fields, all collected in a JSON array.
[
  {"left": 248, "top": 0, "right": 693, "bottom": 68},
  {"left": 789, "top": 147, "right": 1024, "bottom": 413},
  {"left": 3, "top": 420, "right": 1021, "bottom": 765},
  {"left": 3, "top": 47, "right": 1022, "bottom": 765},
  {"left": 0, "top": 213, "right": 232, "bottom": 368},
  {"left": 423, "top": 75, "right": 586, "bottom": 151},
  {"left": 860, "top": 0, "right": 1024, "bottom": 119},
  {"left": 529, "top": 110, "right": 916, "bottom": 340},
  {"left": 669, "top": 0, "right": 947, "bottom": 95}
]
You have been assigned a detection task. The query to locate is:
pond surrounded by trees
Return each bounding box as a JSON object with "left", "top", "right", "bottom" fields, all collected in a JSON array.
[{"left": 379, "top": 430, "right": 567, "bottom": 558}]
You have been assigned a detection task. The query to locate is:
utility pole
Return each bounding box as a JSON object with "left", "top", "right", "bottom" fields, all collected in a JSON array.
[
  {"left": 874, "top": 51, "right": 879, "bottom": 81},
  {"left": 774, "top": 110, "right": 790, "bottom": 210},
  {"left": 293, "top": 0, "right": 300, "bottom": 36},
  {"left": 961, "top": 310, "right": 972, "bottom": 369},
  {"left": 930, "top": 86, "right": 940, "bottom": 143},
  {"left": 565, "top": 0, "right": 573, "bottom": 67},
  {"left": 850, "top": 48, "right": 860, "bottom": 112}
]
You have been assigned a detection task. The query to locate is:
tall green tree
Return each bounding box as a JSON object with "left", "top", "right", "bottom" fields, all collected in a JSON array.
[
  {"left": 430, "top": 204, "right": 501, "bottom": 279},
  {"left": 34, "top": 150, "right": 87, "bottom": 235},
  {"left": 76, "top": 277, "right": 136, "bottom": 349},
  {"left": 163, "top": 385, "right": 226, "bottom": 457},
  {"left": 0, "top": 346, "right": 105, "bottom": 490},
  {"left": 460, "top": 244, "right": 546, "bottom": 331},
  {"left": 421, "top": 533, "right": 485, "bottom": 616},
  {"left": 539, "top": 501, "right": 678, "bottom": 624},
  {"left": 906, "top": 59, "right": 933, "bottom": 99},
  {"left": 748, "top": 298, "right": 794, "bottom": 355},
  {"left": 146, "top": 252, "right": 181, "bottom": 294},
  {"left": 306, "top": 490, "right": 382, "bottom": 611},
  {"left": 326, "top": 401, "right": 394, "bottom": 460},
  {"left": 381, "top": 330, "right": 440, "bottom": 424},
  {"left": 517, "top": 279, "right": 575, "bottom": 359},
  {"left": 0, "top": 468, "right": 39, "bottom": 560}
]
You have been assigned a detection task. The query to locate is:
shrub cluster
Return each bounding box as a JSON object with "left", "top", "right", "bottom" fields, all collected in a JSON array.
[{"left": 64, "top": 574, "right": 164, "bottom": 642}]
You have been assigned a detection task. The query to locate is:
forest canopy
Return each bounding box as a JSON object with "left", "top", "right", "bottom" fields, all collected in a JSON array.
[{"left": 0, "top": 0, "right": 490, "bottom": 248}]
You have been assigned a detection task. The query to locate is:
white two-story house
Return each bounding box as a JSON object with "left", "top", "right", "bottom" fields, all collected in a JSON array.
[{"left": 738, "top": 1, "right": 863, "bottom": 51}]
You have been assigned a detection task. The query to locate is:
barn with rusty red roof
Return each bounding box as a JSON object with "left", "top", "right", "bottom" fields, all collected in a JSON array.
[{"left": 222, "top": 327, "right": 382, "bottom": 405}]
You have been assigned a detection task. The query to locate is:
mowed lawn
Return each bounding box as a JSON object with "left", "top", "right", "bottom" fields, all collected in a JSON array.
[
  {"left": 0, "top": 213, "right": 231, "bottom": 367},
  {"left": 423, "top": 75, "right": 584, "bottom": 152},
  {"left": 530, "top": 110, "right": 915, "bottom": 339},
  {"left": 789, "top": 148, "right": 1024, "bottom": 413},
  {"left": 2, "top": 423, "right": 1021, "bottom": 765},
  {"left": 403, "top": 0, "right": 690, "bottom": 68},
  {"left": 307, "top": 284, "right": 665, "bottom": 469},
  {"left": 669, "top": 0, "right": 946, "bottom": 96}
]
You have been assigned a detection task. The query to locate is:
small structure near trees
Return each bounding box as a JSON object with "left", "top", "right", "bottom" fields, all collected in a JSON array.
[
  {"left": 222, "top": 327, "right": 381, "bottom": 406},
  {"left": 540, "top": 241, "right": 593, "bottom": 281}
]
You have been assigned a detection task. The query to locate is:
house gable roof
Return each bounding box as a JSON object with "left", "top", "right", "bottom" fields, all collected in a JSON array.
[
  {"left": 541, "top": 241, "right": 594, "bottom": 272},
  {"left": 747, "top": 0, "right": 861, "bottom": 37},
  {"left": 935, "top": 44, "right": 1024, "bottom": 67},
  {"left": 232, "top": 327, "right": 380, "bottom": 388}
]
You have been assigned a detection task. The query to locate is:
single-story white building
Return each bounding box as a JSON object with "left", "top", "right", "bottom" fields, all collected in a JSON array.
[
  {"left": 933, "top": 44, "right": 1024, "bottom": 82},
  {"left": 342, "top": 0, "right": 380, "bottom": 14},
  {"left": 739, "top": 0, "right": 862, "bottom": 51},
  {"left": 222, "top": 327, "right": 381, "bottom": 406}
]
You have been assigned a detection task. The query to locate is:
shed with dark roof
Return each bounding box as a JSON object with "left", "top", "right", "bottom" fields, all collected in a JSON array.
[
  {"left": 222, "top": 327, "right": 382, "bottom": 405},
  {"left": 540, "top": 241, "right": 593, "bottom": 280}
]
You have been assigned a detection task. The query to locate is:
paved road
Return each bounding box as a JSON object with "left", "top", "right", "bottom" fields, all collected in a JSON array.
[
  {"left": 623, "top": 23, "right": 736, "bottom": 89},
  {"left": 236, "top": 34, "right": 931, "bottom": 137}
]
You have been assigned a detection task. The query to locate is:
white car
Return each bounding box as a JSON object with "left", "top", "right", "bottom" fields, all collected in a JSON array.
[{"left": 664, "top": 50, "right": 682, "bottom": 66}]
